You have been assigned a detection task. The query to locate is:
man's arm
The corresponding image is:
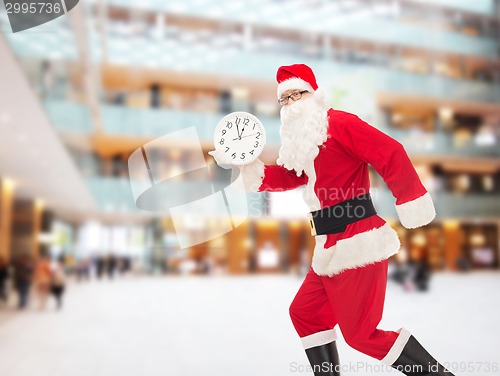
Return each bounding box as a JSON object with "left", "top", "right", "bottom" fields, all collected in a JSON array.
[
  {"left": 239, "top": 159, "right": 308, "bottom": 192},
  {"left": 334, "top": 112, "right": 435, "bottom": 229}
]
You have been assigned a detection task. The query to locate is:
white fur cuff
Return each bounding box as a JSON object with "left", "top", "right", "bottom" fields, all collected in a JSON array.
[
  {"left": 277, "top": 78, "right": 314, "bottom": 98},
  {"left": 395, "top": 192, "right": 436, "bottom": 229},
  {"left": 239, "top": 159, "right": 265, "bottom": 192},
  {"left": 301, "top": 329, "right": 338, "bottom": 350},
  {"left": 380, "top": 328, "right": 412, "bottom": 365}
]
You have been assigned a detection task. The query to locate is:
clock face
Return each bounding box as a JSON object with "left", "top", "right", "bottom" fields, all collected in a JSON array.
[{"left": 213, "top": 111, "right": 266, "bottom": 166}]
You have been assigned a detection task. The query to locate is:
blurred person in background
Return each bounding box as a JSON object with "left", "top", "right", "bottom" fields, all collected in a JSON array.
[
  {"left": 39, "top": 60, "right": 55, "bottom": 99},
  {"left": 107, "top": 254, "right": 117, "bottom": 280},
  {"left": 95, "top": 256, "right": 105, "bottom": 279},
  {"left": 211, "top": 64, "right": 456, "bottom": 376},
  {"left": 410, "top": 247, "right": 431, "bottom": 292},
  {"left": 76, "top": 257, "right": 91, "bottom": 282},
  {"left": 34, "top": 250, "right": 53, "bottom": 310},
  {"left": 13, "top": 253, "right": 34, "bottom": 310},
  {"left": 0, "top": 255, "right": 9, "bottom": 306},
  {"left": 50, "top": 255, "right": 66, "bottom": 310}
]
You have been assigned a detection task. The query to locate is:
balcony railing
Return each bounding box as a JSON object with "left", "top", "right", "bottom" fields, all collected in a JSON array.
[
  {"left": 87, "top": 177, "right": 500, "bottom": 219},
  {"left": 91, "top": 0, "right": 499, "bottom": 57},
  {"left": 86, "top": 176, "right": 264, "bottom": 216},
  {"left": 374, "top": 189, "right": 500, "bottom": 219},
  {"left": 45, "top": 100, "right": 500, "bottom": 158},
  {"left": 409, "top": 0, "right": 498, "bottom": 16}
]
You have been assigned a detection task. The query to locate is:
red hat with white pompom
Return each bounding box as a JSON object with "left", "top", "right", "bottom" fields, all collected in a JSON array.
[{"left": 276, "top": 64, "right": 318, "bottom": 99}]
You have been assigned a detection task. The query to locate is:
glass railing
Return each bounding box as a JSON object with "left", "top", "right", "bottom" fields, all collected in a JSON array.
[
  {"left": 86, "top": 176, "right": 264, "bottom": 216},
  {"left": 84, "top": 0, "right": 499, "bottom": 57},
  {"left": 4, "top": 24, "right": 499, "bottom": 105},
  {"left": 374, "top": 189, "right": 500, "bottom": 219},
  {"left": 86, "top": 177, "right": 138, "bottom": 212},
  {"left": 373, "top": 67, "right": 500, "bottom": 103},
  {"left": 39, "top": 42, "right": 500, "bottom": 104},
  {"left": 0, "top": 13, "right": 77, "bottom": 59},
  {"left": 382, "top": 128, "right": 500, "bottom": 158},
  {"left": 45, "top": 100, "right": 500, "bottom": 158},
  {"left": 409, "top": 0, "right": 498, "bottom": 15},
  {"left": 87, "top": 176, "right": 500, "bottom": 219},
  {"left": 43, "top": 100, "right": 93, "bottom": 133}
]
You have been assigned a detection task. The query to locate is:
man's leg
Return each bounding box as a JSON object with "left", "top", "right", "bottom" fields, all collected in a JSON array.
[
  {"left": 323, "top": 259, "right": 398, "bottom": 360},
  {"left": 290, "top": 267, "right": 340, "bottom": 376},
  {"left": 324, "top": 259, "right": 455, "bottom": 375}
]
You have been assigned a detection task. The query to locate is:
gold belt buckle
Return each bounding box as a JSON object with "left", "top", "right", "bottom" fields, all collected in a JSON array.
[{"left": 308, "top": 212, "right": 317, "bottom": 236}]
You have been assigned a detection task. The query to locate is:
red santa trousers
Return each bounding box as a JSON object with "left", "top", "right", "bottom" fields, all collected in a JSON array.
[{"left": 289, "top": 259, "right": 399, "bottom": 360}]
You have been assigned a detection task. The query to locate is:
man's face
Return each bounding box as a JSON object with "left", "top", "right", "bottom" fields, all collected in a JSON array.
[
  {"left": 279, "top": 89, "right": 314, "bottom": 126},
  {"left": 278, "top": 89, "right": 312, "bottom": 107},
  {"left": 276, "top": 87, "right": 328, "bottom": 175}
]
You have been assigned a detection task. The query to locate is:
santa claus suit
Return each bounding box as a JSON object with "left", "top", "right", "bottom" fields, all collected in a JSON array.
[
  {"left": 243, "top": 106, "right": 436, "bottom": 362},
  {"left": 237, "top": 64, "right": 447, "bottom": 373}
]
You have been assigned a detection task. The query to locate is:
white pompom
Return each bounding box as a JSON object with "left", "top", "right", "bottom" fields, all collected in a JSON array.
[{"left": 313, "top": 87, "right": 327, "bottom": 103}]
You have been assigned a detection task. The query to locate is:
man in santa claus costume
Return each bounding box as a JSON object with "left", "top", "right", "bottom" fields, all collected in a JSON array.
[{"left": 210, "top": 64, "right": 456, "bottom": 376}]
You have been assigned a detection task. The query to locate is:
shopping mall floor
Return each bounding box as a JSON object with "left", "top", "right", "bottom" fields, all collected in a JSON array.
[{"left": 0, "top": 271, "right": 499, "bottom": 376}]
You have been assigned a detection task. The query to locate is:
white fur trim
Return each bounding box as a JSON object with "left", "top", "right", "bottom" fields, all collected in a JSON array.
[
  {"left": 395, "top": 192, "right": 436, "bottom": 229},
  {"left": 312, "top": 87, "right": 326, "bottom": 102},
  {"left": 380, "top": 328, "right": 412, "bottom": 366},
  {"left": 311, "top": 223, "right": 401, "bottom": 277},
  {"left": 239, "top": 159, "right": 265, "bottom": 192},
  {"left": 301, "top": 329, "right": 338, "bottom": 350},
  {"left": 277, "top": 77, "right": 314, "bottom": 98},
  {"left": 300, "top": 150, "right": 400, "bottom": 277}
]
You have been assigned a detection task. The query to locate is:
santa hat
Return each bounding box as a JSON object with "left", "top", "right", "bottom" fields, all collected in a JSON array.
[{"left": 276, "top": 64, "right": 318, "bottom": 99}]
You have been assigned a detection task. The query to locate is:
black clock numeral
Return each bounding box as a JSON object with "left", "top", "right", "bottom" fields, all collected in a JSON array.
[
  {"left": 226, "top": 121, "right": 232, "bottom": 129},
  {"left": 243, "top": 118, "right": 249, "bottom": 126},
  {"left": 254, "top": 141, "right": 259, "bottom": 148},
  {"left": 256, "top": 132, "right": 260, "bottom": 139},
  {"left": 240, "top": 153, "right": 245, "bottom": 160},
  {"left": 249, "top": 150, "right": 254, "bottom": 155},
  {"left": 221, "top": 129, "right": 226, "bottom": 136},
  {"left": 231, "top": 153, "right": 236, "bottom": 159},
  {"left": 235, "top": 117, "right": 241, "bottom": 126},
  {"left": 253, "top": 123, "right": 256, "bottom": 130},
  {"left": 225, "top": 146, "right": 230, "bottom": 153},
  {"left": 219, "top": 138, "right": 224, "bottom": 145}
]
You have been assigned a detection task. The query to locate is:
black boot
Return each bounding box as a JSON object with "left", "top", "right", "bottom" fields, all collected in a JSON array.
[
  {"left": 392, "top": 335, "right": 455, "bottom": 376},
  {"left": 305, "top": 341, "right": 341, "bottom": 376}
]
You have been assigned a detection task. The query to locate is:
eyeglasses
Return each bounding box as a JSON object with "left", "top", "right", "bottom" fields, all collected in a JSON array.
[{"left": 278, "top": 90, "right": 309, "bottom": 106}]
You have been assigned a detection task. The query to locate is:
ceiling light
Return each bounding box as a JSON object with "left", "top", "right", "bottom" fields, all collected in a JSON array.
[
  {"left": 3, "top": 177, "right": 16, "bottom": 190},
  {"left": 439, "top": 107, "right": 454, "bottom": 122},
  {"left": 35, "top": 198, "right": 45, "bottom": 209}
]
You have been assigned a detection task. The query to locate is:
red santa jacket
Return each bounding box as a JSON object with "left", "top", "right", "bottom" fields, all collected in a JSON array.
[{"left": 241, "top": 109, "right": 436, "bottom": 276}]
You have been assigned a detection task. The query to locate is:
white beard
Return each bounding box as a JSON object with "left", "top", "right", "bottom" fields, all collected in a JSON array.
[{"left": 276, "top": 90, "right": 329, "bottom": 177}]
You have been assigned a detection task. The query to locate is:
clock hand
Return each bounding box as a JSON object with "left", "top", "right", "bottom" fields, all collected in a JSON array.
[
  {"left": 232, "top": 133, "right": 259, "bottom": 140},
  {"left": 236, "top": 123, "right": 241, "bottom": 139}
]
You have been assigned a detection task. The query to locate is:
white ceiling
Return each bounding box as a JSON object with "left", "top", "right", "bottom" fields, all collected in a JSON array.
[{"left": 0, "top": 35, "right": 97, "bottom": 216}]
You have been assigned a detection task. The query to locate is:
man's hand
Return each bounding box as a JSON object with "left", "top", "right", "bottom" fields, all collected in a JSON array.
[{"left": 208, "top": 149, "right": 234, "bottom": 170}]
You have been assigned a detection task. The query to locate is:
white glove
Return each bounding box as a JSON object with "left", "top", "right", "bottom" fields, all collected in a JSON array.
[{"left": 208, "top": 149, "right": 235, "bottom": 170}]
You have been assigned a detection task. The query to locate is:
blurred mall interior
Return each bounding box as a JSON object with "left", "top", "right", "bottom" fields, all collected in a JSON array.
[
  {"left": 1, "top": 0, "right": 499, "bottom": 276},
  {"left": 0, "top": 1, "right": 499, "bottom": 375}
]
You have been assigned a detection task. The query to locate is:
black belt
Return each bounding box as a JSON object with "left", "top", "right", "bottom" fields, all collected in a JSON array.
[{"left": 308, "top": 193, "right": 377, "bottom": 236}]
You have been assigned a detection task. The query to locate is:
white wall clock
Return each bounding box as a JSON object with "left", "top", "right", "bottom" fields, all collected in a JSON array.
[{"left": 213, "top": 111, "right": 266, "bottom": 166}]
